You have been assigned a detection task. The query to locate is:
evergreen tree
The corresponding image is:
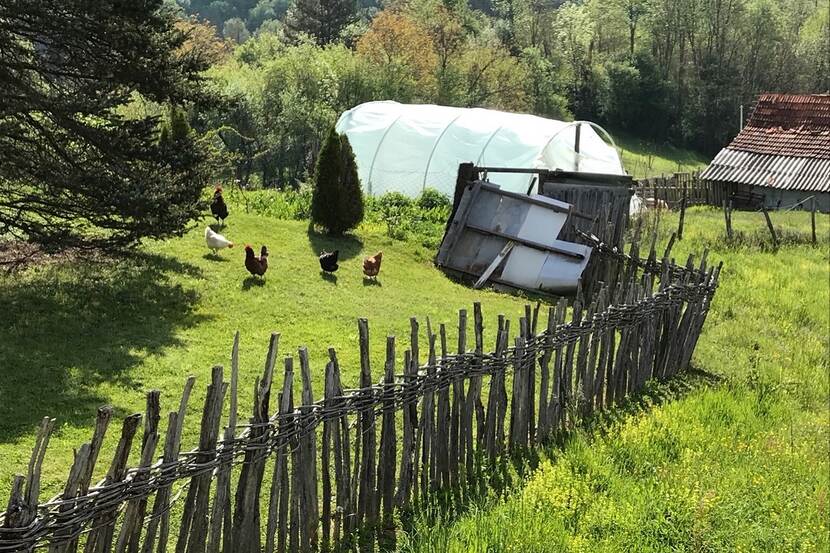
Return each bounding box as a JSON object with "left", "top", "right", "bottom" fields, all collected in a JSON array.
[
  {"left": 0, "top": 0, "right": 216, "bottom": 256},
  {"left": 284, "top": 0, "right": 356, "bottom": 45},
  {"left": 311, "top": 128, "right": 363, "bottom": 235}
]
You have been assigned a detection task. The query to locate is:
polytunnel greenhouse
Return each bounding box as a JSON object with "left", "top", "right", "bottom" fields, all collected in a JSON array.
[{"left": 335, "top": 101, "right": 626, "bottom": 197}]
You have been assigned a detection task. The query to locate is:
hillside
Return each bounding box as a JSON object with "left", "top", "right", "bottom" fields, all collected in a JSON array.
[{"left": 614, "top": 131, "right": 710, "bottom": 178}]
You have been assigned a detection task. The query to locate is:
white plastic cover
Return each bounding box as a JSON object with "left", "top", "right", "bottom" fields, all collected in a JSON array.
[{"left": 335, "top": 101, "right": 626, "bottom": 197}]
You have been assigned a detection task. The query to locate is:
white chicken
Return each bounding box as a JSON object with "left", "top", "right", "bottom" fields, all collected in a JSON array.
[{"left": 205, "top": 226, "right": 234, "bottom": 255}]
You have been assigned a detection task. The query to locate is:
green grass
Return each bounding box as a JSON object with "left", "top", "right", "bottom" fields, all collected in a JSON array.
[
  {"left": 399, "top": 206, "right": 830, "bottom": 552},
  {"left": 0, "top": 210, "right": 533, "bottom": 500},
  {"left": 612, "top": 131, "right": 710, "bottom": 179},
  {"left": 1, "top": 201, "right": 827, "bottom": 553}
]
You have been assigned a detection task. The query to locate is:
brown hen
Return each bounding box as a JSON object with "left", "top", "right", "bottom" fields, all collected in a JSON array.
[
  {"left": 363, "top": 251, "right": 382, "bottom": 279},
  {"left": 245, "top": 245, "right": 268, "bottom": 277}
]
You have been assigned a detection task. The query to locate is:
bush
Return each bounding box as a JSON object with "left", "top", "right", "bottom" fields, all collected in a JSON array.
[
  {"left": 376, "top": 191, "right": 413, "bottom": 213},
  {"left": 417, "top": 188, "right": 450, "bottom": 211},
  {"left": 311, "top": 128, "right": 364, "bottom": 234}
]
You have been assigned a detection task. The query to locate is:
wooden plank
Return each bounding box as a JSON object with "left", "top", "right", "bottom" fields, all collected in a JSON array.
[
  {"left": 473, "top": 241, "right": 515, "bottom": 289},
  {"left": 464, "top": 223, "right": 585, "bottom": 260}
]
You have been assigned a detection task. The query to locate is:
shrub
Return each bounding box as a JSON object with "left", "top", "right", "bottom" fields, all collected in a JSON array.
[
  {"left": 417, "top": 188, "right": 450, "bottom": 211},
  {"left": 311, "top": 128, "right": 364, "bottom": 234},
  {"left": 376, "top": 191, "right": 413, "bottom": 213}
]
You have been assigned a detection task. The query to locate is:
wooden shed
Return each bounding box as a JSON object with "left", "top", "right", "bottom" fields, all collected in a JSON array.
[{"left": 700, "top": 93, "right": 830, "bottom": 212}]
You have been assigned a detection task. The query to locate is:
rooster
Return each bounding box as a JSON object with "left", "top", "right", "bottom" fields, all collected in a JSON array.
[
  {"left": 211, "top": 185, "right": 229, "bottom": 226},
  {"left": 244, "top": 245, "right": 268, "bottom": 277},
  {"left": 363, "top": 251, "right": 382, "bottom": 279},
  {"left": 205, "top": 226, "right": 233, "bottom": 255},
  {"left": 319, "top": 250, "right": 339, "bottom": 273}
]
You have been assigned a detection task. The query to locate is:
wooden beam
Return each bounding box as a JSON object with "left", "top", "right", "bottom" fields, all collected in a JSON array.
[{"left": 465, "top": 222, "right": 585, "bottom": 260}]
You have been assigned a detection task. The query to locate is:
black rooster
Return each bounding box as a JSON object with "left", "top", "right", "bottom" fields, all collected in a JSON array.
[
  {"left": 319, "top": 250, "right": 339, "bottom": 273},
  {"left": 211, "top": 185, "right": 229, "bottom": 226}
]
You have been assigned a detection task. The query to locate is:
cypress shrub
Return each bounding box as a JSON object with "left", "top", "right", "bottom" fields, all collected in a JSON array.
[{"left": 311, "top": 128, "right": 364, "bottom": 234}]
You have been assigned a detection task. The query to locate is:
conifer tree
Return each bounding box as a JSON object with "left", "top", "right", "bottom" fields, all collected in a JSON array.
[
  {"left": 311, "top": 128, "right": 364, "bottom": 235},
  {"left": 284, "top": 0, "right": 356, "bottom": 45},
  {"left": 0, "top": 0, "right": 215, "bottom": 256}
]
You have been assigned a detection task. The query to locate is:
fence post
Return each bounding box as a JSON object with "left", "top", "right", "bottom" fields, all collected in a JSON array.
[
  {"left": 722, "top": 200, "right": 733, "bottom": 240},
  {"left": 356, "top": 319, "right": 376, "bottom": 540},
  {"left": 377, "top": 336, "right": 397, "bottom": 550},
  {"left": 811, "top": 198, "right": 817, "bottom": 244},
  {"left": 231, "top": 333, "right": 278, "bottom": 553},
  {"left": 761, "top": 207, "right": 779, "bottom": 249},
  {"left": 677, "top": 182, "right": 687, "bottom": 240},
  {"left": 265, "top": 358, "right": 294, "bottom": 553}
]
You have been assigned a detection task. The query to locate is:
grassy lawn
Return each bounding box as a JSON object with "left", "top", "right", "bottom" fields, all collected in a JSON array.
[
  {"left": 612, "top": 130, "right": 710, "bottom": 178},
  {"left": 400, "top": 207, "right": 830, "bottom": 552},
  {"left": 0, "top": 211, "right": 536, "bottom": 500}
]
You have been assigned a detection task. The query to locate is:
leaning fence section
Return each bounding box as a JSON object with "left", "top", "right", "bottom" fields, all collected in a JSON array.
[{"left": 0, "top": 239, "right": 720, "bottom": 553}]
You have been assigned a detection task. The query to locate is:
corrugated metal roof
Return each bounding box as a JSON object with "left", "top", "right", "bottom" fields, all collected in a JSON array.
[
  {"left": 729, "top": 93, "right": 830, "bottom": 158},
  {"left": 700, "top": 148, "right": 830, "bottom": 192}
]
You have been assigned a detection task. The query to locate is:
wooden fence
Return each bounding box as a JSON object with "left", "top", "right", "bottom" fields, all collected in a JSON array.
[
  {"left": 0, "top": 239, "right": 721, "bottom": 553},
  {"left": 634, "top": 172, "right": 714, "bottom": 208}
]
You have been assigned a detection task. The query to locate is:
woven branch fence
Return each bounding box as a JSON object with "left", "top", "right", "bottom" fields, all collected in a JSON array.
[{"left": 0, "top": 237, "right": 720, "bottom": 553}]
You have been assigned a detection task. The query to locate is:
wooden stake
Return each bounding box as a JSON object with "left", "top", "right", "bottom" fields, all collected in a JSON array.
[
  {"left": 762, "top": 207, "right": 778, "bottom": 248},
  {"left": 811, "top": 198, "right": 817, "bottom": 244}
]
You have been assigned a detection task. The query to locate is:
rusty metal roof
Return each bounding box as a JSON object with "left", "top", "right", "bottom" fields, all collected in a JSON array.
[
  {"left": 730, "top": 93, "right": 830, "bottom": 158},
  {"left": 701, "top": 93, "right": 830, "bottom": 192},
  {"left": 700, "top": 148, "right": 830, "bottom": 192}
]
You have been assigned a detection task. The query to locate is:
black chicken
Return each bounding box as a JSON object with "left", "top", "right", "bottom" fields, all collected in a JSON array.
[
  {"left": 319, "top": 250, "right": 339, "bottom": 273},
  {"left": 211, "top": 185, "right": 229, "bottom": 226}
]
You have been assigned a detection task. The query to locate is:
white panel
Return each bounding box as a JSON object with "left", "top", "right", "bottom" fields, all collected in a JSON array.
[
  {"left": 516, "top": 203, "right": 568, "bottom": 246},
  {"left": 500, "top": 246, "right": 547, "bottom": 288}
]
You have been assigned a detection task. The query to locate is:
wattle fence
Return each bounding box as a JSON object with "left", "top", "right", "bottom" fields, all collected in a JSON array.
[{"left": 0, "top": 237, "right": 720, "bottom": 553}]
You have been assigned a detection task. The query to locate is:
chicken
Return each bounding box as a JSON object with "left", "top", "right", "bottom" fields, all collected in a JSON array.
[
  {"left": 205, "top": 226, "right": 233, "bottom": 255},
  {"left": 210, "top": 185, "right": 229, "bottom": 226},
  {"left": 319, "top": 250, "right": 339, "bottom": 273},
  {"left": 244, "top": 244, "right": 268, "bottom": 277},
  {"left": 363, "top": 251, "right": 382, "bottom": 279}
]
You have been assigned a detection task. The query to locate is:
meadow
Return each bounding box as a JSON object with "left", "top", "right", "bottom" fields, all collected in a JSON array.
[
  {"left": 399, "top": 206, "right": 830, "bottom": 552},
  {"left": 0, "top": 197, "right": 827, "bottom": 553},
  {"left": 0, "top": 199, "right": 530, "bottom": 499}
]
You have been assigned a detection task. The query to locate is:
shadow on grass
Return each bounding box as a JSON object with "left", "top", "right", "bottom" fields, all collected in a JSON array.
[
  {"left": 363, "top": 277, "right": 382, "bottom": 287},
  {"left": 307, "top": 227, "right": 363, "bottom": 261},
  {"left": 0, "top": 253, "right": 209, "bottom": 442},
  {"left": 202, "top": 253, "right": 231, "bottom": 263},
  {"left": 241, "top": 275, "right": 266, "bottom": 290},
  {"left": 321, "top": 272, "right": 338, "bottom": 285}
]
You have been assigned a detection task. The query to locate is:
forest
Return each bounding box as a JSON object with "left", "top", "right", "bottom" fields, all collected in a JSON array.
[{"left": 166, "top": 0, "right": 830, "bottom": 188}]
